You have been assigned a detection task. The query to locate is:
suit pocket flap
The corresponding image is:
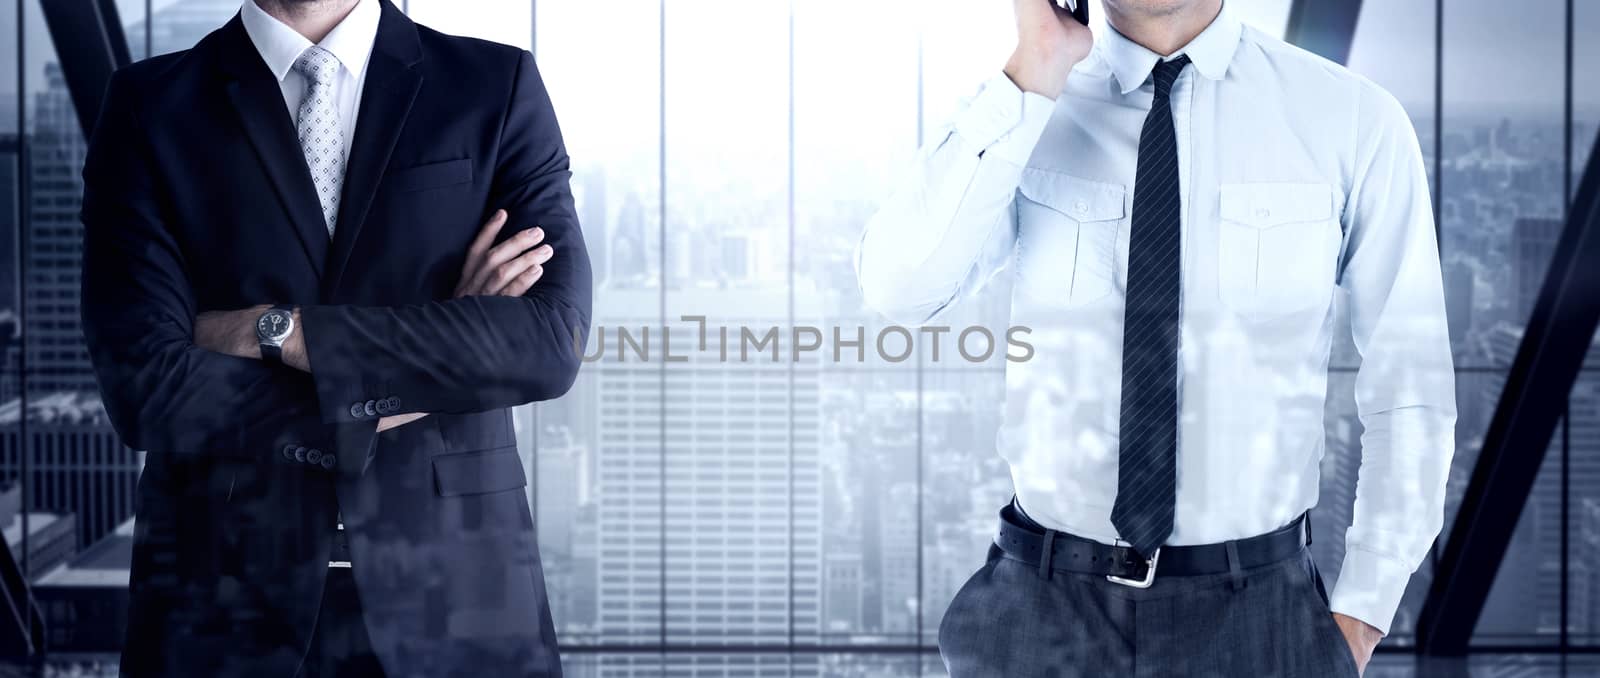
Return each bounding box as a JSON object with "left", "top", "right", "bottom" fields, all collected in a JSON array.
[
  {"left": 390, "top": 158, "right": 473, "bottom": 192},
  {"left": 1018, "top": 169, "right": 1125, "bottom": 222},
  {"left": 1219, "top": 182, "right": 1335, "bottom": 229},
  {"left": 433, "top": 447, "right": 526, "bottom": 497}
]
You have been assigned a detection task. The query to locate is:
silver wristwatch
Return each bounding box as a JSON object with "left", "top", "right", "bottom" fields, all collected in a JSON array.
[{"left": 256, "top": 305, "right": 296, "bottom": 365}]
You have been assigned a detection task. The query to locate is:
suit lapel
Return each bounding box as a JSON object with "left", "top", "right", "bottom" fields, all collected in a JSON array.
[
  {"left": 322, "top": 1, "right": 424, "bottom": 300},
  {"left": 212, "top": 16, "right": 331, "bottom": 277}
]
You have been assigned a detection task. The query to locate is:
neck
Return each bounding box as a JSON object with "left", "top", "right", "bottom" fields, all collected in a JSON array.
[
  {"left": 253, "top": 0, "right": 360, "bottom": 43},
  {"left": 1104, "top": 0, "right": 1222, "bottom": 56}
]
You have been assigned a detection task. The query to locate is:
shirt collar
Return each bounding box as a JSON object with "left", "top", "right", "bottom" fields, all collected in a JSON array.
[
  {"left": 1098, "top": 1, "right": 1242, "bottom": 95},
  {"left": 241, "top": 0, "right": 381, "bottom": 83}
]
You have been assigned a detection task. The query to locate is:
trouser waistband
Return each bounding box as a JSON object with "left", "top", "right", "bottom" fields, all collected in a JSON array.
[{"left": 995, "top": 501, "right": 1310, "bottom": 587}]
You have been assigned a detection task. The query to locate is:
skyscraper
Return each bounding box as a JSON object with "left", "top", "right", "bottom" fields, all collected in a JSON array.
[
  {"left": 0, "top": 0, "right": 238, "bottom": 587},
  {"left": 25, "top": 64, "right": 92, "bottom": 396},
  {"left": 0, "top": 134, "right": 18, "bottom": 314},
  {"left": 0, "top": 393, "right": 136, "bottom": 549},
  {"left": 1512, "top": 217, "right": 1563, "bottom": 322},
  {"left": 589, "top": 287, "right": 822, "bottom": 676}
]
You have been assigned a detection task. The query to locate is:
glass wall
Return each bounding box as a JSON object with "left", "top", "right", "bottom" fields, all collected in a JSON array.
[
  {"left": 1436, "top": 0, "right": 1582, "bottom": 649},
  {"left": 0, "top": 0, "right": 1596, "bottom": 675},
  {"left": 1571, "top": 0, "right": 1600, "bottom": 651},
  {"left": 1346, "top": 0, "right": 1600, "bottom": 654}
]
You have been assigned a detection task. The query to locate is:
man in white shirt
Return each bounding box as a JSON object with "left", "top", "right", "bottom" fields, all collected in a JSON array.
[{"left": 857, "top": 1, "right": 1456, "bottom": 675}]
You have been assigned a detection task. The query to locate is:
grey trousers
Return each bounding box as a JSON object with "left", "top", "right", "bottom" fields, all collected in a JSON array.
[{"left": 938, "top": 543, "right": 1360, "bottom": 678}]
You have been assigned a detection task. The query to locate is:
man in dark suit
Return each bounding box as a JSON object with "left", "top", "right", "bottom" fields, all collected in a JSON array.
[{"left": 78, "top": 0, "right": 590, "bottom": 675}]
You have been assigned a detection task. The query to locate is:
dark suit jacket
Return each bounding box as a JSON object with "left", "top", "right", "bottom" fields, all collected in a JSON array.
[{"left": 78, "top": 2, "right": 590, "bottom": 675}]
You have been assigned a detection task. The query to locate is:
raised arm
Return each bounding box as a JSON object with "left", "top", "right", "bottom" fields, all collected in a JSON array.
[
  {"left": 296, "top": 50, "right": 592, "bottom": 425},
  {"left": 856, "top": 0, "right": 1089, "bottom": 324}
]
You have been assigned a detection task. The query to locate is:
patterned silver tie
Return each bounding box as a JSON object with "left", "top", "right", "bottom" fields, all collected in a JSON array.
[{"left": 293, "top": 45, "right": 344, "bottom": 237}]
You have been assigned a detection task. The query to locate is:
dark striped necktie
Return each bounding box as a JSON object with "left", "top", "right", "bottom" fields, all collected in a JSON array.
[{"left": 1110, "top": 55, "right": 1191, "bottom": 560}]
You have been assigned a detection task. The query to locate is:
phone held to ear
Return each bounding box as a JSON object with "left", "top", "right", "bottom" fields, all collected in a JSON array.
[{"left": 1056, "top": 0, "right": 1090, "bottom": 26}]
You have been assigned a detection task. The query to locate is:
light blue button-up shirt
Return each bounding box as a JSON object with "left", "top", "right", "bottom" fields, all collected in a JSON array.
[{"left": 857, "top": 3, "right": 1456, "bottom": 634}]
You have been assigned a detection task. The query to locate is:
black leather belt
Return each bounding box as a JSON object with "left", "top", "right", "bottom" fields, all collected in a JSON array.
[{"left": 994, "top": 502, "right": 1309, "bottom": 588}]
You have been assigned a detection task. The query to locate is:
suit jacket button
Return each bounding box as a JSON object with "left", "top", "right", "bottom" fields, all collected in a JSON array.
[
  {"left": 321, "top": 455, "right": 337, "bottom": 470},
  {"left": 307, "top": 449, "right": 324, "bottom": 464},
  {"left": 386, "top": 396, "right": 401, "bottom": 411},
  {"left": 350, "top": 402, "right": 367, "bottom": 419},
  {"left": 293, "top": 446, "right": 308, "bottom": 462},
  {"left": 283, "top": 444, "right": 297, "bottom": 461},
  {"left": 364, "top": 400, "right": 378, "bottom": 417},
  {"left": 375, "top": 399, "right": 392, "bottom": 415}
]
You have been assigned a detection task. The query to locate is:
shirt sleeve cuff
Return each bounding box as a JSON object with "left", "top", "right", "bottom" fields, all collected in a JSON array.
[
  {"left": 951, "top": 73, "right": 1056, "bottom": 167},
  {"left": 1329, "top": 546, "right": 1415, "bottom": 636}
]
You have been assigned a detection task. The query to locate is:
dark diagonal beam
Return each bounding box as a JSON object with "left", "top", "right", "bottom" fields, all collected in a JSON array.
[
  {"left": 1284, "top": 0, "right": 1365, "bottom": 66},
  {"left": 37, "top": 0, "right": 129, "bottom": 138},
  {"left": 1417, "top": 129, "right": 1600, "bottom": 657}
]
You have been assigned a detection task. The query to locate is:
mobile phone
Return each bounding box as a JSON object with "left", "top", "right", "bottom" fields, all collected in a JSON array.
[{"left": 1056, "top": 0, "right": 1090, "bottom": 26}]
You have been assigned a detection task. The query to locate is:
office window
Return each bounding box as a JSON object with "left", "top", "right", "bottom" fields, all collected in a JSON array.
[
  {"left": 144, "top": 0, "right": 234, "bottom": 57},
  {"left": 406, "top": 0, "right": 529, "bottom": 51},
  {"left": 1454, "top": 0, "right": 1578, "bottom": 648},
  {"left": 1572, "top": 375, "right": 1600, "bottom": 647},
  {"left": 1442, "top": 0, "right": 1566, "bottom": 371},
  {"left": 3, "top": 0, "right": 1598, "bottom": 673},
  {"left": 1, "top": 0, "right": 16, "bottom": 341},
  {"left": 1571, "top": 0, "right": 1600, "bottom": 649},
  {"left": 533, "top": 0, "right": 665, "bottom": 649},
  {"left": 792, "top": 0, "right": 922, "bottom": 647},
  {"left": 5, "top": 0, "right": 140, "bottom": 579},
  {"left": 113, "top": 0, "right": 146, "bottom": 61},
  {"left": 658, "top": 0, "right": 794, "bottom": 648}
]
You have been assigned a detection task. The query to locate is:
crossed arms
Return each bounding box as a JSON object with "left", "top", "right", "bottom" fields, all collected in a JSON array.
[{"left": 79, "top": 51, "right": 592, "bottom": 476}]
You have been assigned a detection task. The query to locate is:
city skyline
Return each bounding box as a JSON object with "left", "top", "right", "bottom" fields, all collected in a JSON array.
[{"left": 0, "top": 0, "right": 1597, "bottom": 675}]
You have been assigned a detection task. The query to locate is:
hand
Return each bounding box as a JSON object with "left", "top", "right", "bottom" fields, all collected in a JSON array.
[
  {"left": 195, "top": 304, "right": 273, "bottom": 359},
  {"left": 1332, "top": 613, "right": 1382, "bottom": 675},
  {"left": 1005, "top": 0, "right": 1095, "bottom": 99},
  {"left": 376, "top": 412, "right": 427, "bottom": 432},
  {"left": 454, "top": 209, "right": 553, "bottom": 298}
]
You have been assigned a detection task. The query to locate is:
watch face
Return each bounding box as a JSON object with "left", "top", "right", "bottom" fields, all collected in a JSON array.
[{"left": 257, "top": 309, "right": 293, "bottom": 343}]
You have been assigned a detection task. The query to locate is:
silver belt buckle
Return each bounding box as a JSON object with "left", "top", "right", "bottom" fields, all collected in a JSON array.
[{"left": 1106, "top": 547, "right": 1160, "bottom": 589}]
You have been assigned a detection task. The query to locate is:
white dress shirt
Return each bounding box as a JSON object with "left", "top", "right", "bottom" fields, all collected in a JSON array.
[
  {"left": 241, "top": 0, "right": 378, "bottom": 555},
  {"left": 857, "top": 3, "right": 1456, "bottom": 634},
  {"left": 241, "top": 0, "right": 380, "bottom": 165}
]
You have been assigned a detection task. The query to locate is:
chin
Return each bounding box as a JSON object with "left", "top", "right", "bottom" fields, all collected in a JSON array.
[{"left": 1103, "top": 0, "right": 1204, "bottom": 18}]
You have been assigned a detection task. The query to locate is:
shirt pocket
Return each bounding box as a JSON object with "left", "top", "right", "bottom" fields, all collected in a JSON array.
[
  {"left": 1016, "top": 169, "right": 1127, "bottom": 308},
  {"left": 1216, "top": 182, "right": 1341, "bottom": 319}
]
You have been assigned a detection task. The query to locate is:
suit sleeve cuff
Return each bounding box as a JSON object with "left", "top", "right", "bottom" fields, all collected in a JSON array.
[
  {"left": 267, "top": 417, "right": 379, "bottom": 479},
  {"left": 950, "top": 73, "right": 1055, "bottom": 167},
  {"left": 1329, "top": 546, "right": 1414, "bottom": 636},
  {"left": 299, "top": 304, "right": 387, "bottom": 424}
]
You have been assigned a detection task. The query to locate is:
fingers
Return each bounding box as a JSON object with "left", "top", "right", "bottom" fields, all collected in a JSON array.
[
  {"left": 485, "top": 244, "right": 553, "bottom": 296},
  {"left": 463, "top": 226, "right": 546, "bottom": 295},
  {"left": 455, "top": 210, "right": 509, "bottom": 296},
  {"left": 376, "top": 412, "right": 429, "bottom": 433},
  {"left": 494, "top": 261, "right": 546, "bottom": 297}
]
